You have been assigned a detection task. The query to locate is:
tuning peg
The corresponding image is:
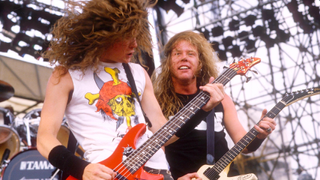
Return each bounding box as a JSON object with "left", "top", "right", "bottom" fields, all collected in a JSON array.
[
  {"left": 245, "top": 75, "right": 252, "bottom": 83},
  {"left": 249, "top": 69, "right": 258, "bottom": 74},
  {"left": 232, "top": 58, "right": 236, "bottom": 63}
]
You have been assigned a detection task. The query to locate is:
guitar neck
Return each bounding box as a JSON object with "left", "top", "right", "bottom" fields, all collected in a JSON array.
[
  {"left": 123, "top": 67, "right": 238, "bottom": 172},
  {"left": 204, "top": 96, "right": 290, "bottom": 178}
]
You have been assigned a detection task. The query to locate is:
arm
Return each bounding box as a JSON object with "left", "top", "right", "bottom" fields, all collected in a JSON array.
[
  {"left": 221, "top": 94, "right": 276, "bottom": 154},
  {"left": 37, "top": 69, "right": 72, "bottom": 159},
  {"left": 245, "top": 109, "right": 276, "bottom": 153},
  {"left": 37, "top": 69, "right": 116, "bottom": 180},
  {"left": 143, "top": 75, "right": 226, "bottom": 145},
  {"left": 140, "top": 69, "right": 179, "bottom": 145},
  {"left": 220, "top": 94, "right": 247, "bottom": 144}
]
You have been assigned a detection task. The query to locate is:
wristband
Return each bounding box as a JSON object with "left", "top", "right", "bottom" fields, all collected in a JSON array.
[
  {"left": 48, "top": 145, "right": 90, "bottom": 180},
  {"left": 246, "top": 137, "right": 265, "bottom": 153}
]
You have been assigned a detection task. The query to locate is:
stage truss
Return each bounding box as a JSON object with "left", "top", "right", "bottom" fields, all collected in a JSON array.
[{"left": 152, "top": 0, "right": 320, "bottom": 180}]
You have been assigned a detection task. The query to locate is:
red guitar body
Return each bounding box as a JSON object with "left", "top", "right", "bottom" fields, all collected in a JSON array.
[
  {"left": 66, "top": 57, "right": 263, "bottom": 180},
  {"left": 66, "top": 123, "right": 164, "bottom": 180}
]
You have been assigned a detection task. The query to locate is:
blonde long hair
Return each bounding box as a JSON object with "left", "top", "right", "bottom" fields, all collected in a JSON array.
[
  {"left": 43, "top": 0, "right": 156, "bottom": 75},
  {"left": 152, "top": 31, "right": 221, "bottom": 118}
]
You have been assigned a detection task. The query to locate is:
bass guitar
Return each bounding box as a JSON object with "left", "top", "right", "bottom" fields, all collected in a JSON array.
[
  {"left": 197, "top": 87, "right": 320, "bottom": 180},
  {"left": 67, "top": 57, "right": 261, "bottom": 180}
]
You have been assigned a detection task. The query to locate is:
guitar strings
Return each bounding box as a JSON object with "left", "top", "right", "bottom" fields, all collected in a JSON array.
[
  {"left": 203, "top": 89, "right": 295, "bottom": 178},
  {"left": 112, "top": 67, "right": 237, "bottom": 179},
  {"left": 110, "top": 67, "right": 238, "bottom": 179}
]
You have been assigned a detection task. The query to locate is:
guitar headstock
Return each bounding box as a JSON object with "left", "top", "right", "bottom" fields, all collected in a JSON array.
[
  {"left": 227, "top": 57, "right": 261, "bottom": 83},
  {"left": 229, "top": 57, "right": 261, "bottom": 75},
  {"left": 283, "top": 87, "right": 320, "bottom": 107}
]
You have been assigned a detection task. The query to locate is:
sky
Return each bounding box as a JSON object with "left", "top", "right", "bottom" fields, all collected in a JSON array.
[{"left": 0, "top": 0, "right": 162, "bottom": 69}]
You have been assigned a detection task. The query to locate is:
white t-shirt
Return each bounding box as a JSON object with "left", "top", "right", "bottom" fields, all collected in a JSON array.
[{"left": 65, "top": 62, "right": 168, "bottom": 169}]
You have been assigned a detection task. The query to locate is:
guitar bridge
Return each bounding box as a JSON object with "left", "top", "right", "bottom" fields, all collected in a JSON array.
[{"left": 203, "top": 167, "right": 220, "bottom": 180}]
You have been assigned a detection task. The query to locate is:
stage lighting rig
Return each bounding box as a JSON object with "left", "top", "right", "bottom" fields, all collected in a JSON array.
[
  {"left": 245, "top": 39, "right": 256, "bottom": 53},
  {"left": 276, "top": 29, "right": 290, "bottom": 43},
  {"left": 0, "top": 41, "right": 11, "bottom": 53},
  {"left": 228, "top": 19, "right": 240, "bottom": 31},
  {"left": 260, "top": 34, "right": 276, "bottom": 48},
  {"left": 252, "top": 25, "right": 265, "bottom": 37},
  {"left": 211, "top": 26, "right": 224, "bottom": 37},
  {"left": 262, "top": 9, "right": 275, "bottom": 21},
  {"left": 238, "top": 31, "right": 249, "bottom": 42},
  {"left": 210, "top": 41, "right": 227, "bottom": 61},
  {"left": 244, "top": 15, "right": 256, "bottom": 26},
  {"left": 308, "top": 5, "right": 320, "bottom": 26},
  {"left": 222, "top": 36, "right": 234, "bottom": 49},
  {"left": 229, "top": 45, "right": 241, "bottom": 58},
  {"left": 302, "top": 0, "right": 313, "bottom": 6},
  {"left": 196, "top": 27, "right": 210, "bottom": 40},
  {"left": 211, "top": 41, "right": 219, "bottom": 51},
  {"left": 157, "top": 0, "right": 185, "bottom": 17},
  {"left": 0, "top": 1, "right": 20, "bottom": 32},
  {"left": 0, "top": 0, "right": 63, "bottom": 61}
]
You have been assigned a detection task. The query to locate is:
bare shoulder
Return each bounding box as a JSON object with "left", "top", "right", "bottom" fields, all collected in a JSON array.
[
  {"left": 46, "top": 67, "right": 73, "bottom": 95},
  {"left": 142, "top": 68, "right": 153, "bottom": 92}
]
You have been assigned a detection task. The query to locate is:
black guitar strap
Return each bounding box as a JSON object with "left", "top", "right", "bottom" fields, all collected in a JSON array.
[
  {"left": 206, "top": 109, "right": 215, "bottom": 165},
  {"left": 60, "top": 63, "right": 151, "bottom": 179},
  {"left": 123, "top": 63, "right": 152, "bottom": 127}
]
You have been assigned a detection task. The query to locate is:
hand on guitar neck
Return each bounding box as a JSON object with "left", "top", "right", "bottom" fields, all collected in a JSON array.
[{"left": 196, "top": 87, "right": 320, "bottom": 180}]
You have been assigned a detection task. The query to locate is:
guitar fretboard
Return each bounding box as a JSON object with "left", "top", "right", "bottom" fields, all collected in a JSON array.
[
  {"left": 123, "top": 67, "right": 238, "bottom": 173},
  {"left": 202, "top": 95, "right": 292, "bottom": 179}
]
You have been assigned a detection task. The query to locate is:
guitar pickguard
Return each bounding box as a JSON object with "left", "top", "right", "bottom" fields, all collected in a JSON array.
[{"left": 197, "top": 164, "right": 258, "bottom": 180}]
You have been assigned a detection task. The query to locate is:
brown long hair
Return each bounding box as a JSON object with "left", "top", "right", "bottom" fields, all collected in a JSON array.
[
  {"left": 152, "top": 31, "right": 221, "bottom": 118},
  {"left": 43, "top": 0, "right": 156, "bottom": 75}
]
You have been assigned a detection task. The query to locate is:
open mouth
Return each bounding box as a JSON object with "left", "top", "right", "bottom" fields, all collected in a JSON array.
[{"left": 179, "top": 66, "right": 190, "bottom": 70}]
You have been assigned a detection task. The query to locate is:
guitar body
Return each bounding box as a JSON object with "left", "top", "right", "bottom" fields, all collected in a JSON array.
[
  {"left": 197, "top": 164, "right": 258, "bottom": 180},
  {"left": 196, "top": 87, "right": 320, "bottom": 180},
  {"left": 67, "top": 57, "right": 265, "bottom": 180},
  {"left": 67, "top": 123, "right": 164, "bottom": 180}
]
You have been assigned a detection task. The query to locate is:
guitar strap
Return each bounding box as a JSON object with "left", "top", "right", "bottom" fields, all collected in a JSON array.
[
  {"left": 123, "top": 63, "right": 152, "bottom": 127},
  {"left": 206, "top": 109, "right": 215, "bottom": 165},
  {"left": 61, "top": 63, "right": 148, "bottom": 179}
]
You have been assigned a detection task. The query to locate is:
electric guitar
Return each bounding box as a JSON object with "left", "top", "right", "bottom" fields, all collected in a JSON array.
[
  {"left": 67, "top": 57, "right": 261, "bottom": 180},
  {"left": 197, "top": 87, "right": 320, "bottom": 180}
]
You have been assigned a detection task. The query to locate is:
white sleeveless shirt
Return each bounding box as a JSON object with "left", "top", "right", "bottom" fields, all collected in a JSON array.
[{"left": 65, "top": 62, "right": 168, "bottom": 169}]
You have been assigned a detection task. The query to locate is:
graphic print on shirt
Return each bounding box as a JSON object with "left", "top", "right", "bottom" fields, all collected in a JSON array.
[{"left": 85, "top": 67, "right": 139, "bottom": 132}]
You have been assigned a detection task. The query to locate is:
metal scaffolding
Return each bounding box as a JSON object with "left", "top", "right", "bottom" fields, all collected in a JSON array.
[
  {"left": 153, "top": 0, "right": 320, "bottom": 179},
  {"left": 0, "top": 0, "right": 319, "bottom": 179}
]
